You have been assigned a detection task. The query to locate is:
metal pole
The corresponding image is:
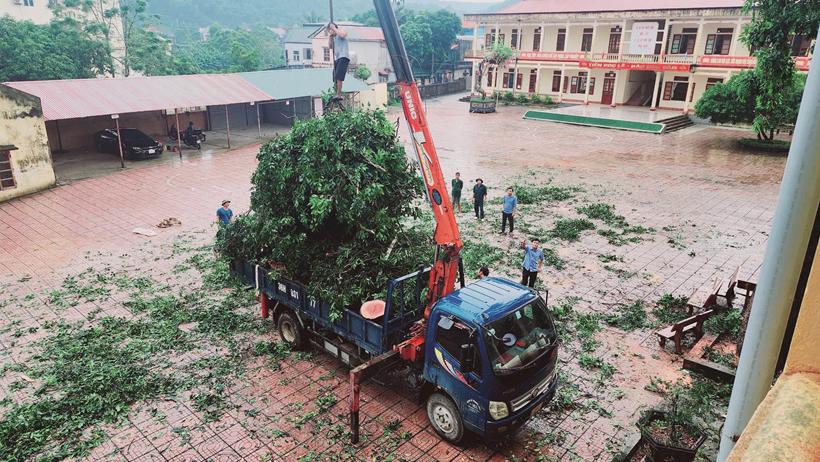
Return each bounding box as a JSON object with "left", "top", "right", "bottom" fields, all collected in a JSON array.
[
  {"left": 717, "top": 27, "right": 820, "bottom": 461},
  {"left": 174, "top": 109, "right": 182, "bottom": 160},
  {"left": 256, "top": 103, "right": 261, "bottom": 139},
  {"left": 114, "top": 117, "right": 124, "bottom": 168},
  {"left": 225, "top": 105, "right": 231, "bottom": 149}
]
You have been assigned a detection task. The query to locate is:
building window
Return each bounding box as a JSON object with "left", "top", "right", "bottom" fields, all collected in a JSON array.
[
  {"left": 790, "top": 35, "right": 811, "bottom": 56},
  {"left": 705, "top": 77, "right": 723, "bottom": 91},
  {"left": 304, "top": 48, "right": 313, "bottom": 60},
  {"left": 516, "top": 72, "right": 523, "bottom": 90},
  {"left": 529, "top": 69, "right": 537, "bottom": 92},
  {"left": 24, "top": 0, "right": 35, "bottom": 6},
  {"left": 705, "top": 28, "right": 733, "bottom": 55},
  {"left": 581, "top": 28, "right": 593, "bottom": 52},
  {"left": 0, "top": 150, "right": 16, "bottom": 191},
  {"left": 533, "top": 27, "right": 541, "bottom": 51},
  {"left": 552, "top": 70, "right": 562, "bottom": 92},
  {"left": 292, "top": 50, "right": 300, "bottom": 62},
  {"left": 556, "top": 28, "right": 566, "bottom": 51},
  {"left": 608, "top": 26, "right": 621, "bottom": 54},
  {"left": 498, "top": 33, "right": 505, "bottom": 46},
  {"left": 669, "top": 28, "right": 698, "bottom": 54},
  {"left": 570, "top": 72, "right": 590, "bottom": 94},
  {"left": 655, "top": 21, "right": 666, "bottom": 54},
  {"left": 487, "top": 68, "right": 494, "bottom": 87},
  {"left": 502, "top": 69, "right": 515, "bottom": 89},
  {"left": 663, "top": 76, "right": 689, "bottom": 101},
  {"left": 323, "top": 47, "right": 330, "bottom": 62},
  {"left": 485, "top": 28, "right": 495, "bottom": 47},
  {"left": 511, "top": 28, "right": 519, "bottom": 49}
]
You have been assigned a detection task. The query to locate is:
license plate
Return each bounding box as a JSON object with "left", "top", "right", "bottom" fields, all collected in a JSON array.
[{"left": 148, "top": 149, "right": 155, "bottom": 154}]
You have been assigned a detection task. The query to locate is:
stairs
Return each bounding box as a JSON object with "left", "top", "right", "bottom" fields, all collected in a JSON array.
[{"left": 657, "top": 114, "right": 694, "bottom": 133}]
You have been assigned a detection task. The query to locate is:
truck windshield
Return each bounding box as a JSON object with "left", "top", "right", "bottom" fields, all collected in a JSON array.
[{"left": 483, "top": 298, "right": 556, "bottom": 375}]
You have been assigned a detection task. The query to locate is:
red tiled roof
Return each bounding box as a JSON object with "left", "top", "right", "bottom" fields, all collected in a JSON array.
[
  {"left": 5, "top": 73, "right": 271, "bottom": 121},
  {"left": 495, "top": 0, "right": 745, "bottom": 15}
]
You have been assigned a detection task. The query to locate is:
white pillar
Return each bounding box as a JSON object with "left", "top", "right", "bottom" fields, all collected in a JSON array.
[
  {"left": 618, "top": 20, "right": 627, "bottom": 60},
  {"left": 494, "top": 23, "right": 500, "bottom": 45},
  {"left": 728, "top": 19, "right": 743, "bottom": 56},
  {"left": 473, "top": 21, "right": 480, "bottom": 53},
  {"left": 610, "top": 71, "right": 620, "bottom": 107},
  {"left": 660, "top": 18, "right": 672, "bottom": 62},
  {"left": 584, "top": 70, "right": 593, "bottom": 104},
  {"left": 539, "top": 23, "right": 546, "bottom": 52},
  {"left": 683, "top": 75, "right": 697, "bottom": 113},
  {"left": 470, "top": 61, "right": 477, "bottom": 95},
  {"left": 650, "top": 71, "right": 663, "bottom": 111},
  {"left": 693, "top": 19, "right": 706, "bottom": 60}
]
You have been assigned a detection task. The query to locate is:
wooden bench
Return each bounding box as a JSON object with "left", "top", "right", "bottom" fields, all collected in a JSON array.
[
  {"left": 686, "top": 278, "right": 722, "bottom": 314},
  {"left": 714, "top": 266, "right": 740, "bottom": 309},
  {"left": 656, "top": 310, "right": 714, "bottom": 354}
]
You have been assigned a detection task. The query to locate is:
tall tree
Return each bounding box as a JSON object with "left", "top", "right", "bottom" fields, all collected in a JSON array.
[
  {"left": 0, "top": 17, "right": 112, "bottom": 81},
  {"left": 52, "top": 0, "right": 120, "bottom": 76},
  {"left": 741, "top": 0, "right": 820, "bottom": 140}
]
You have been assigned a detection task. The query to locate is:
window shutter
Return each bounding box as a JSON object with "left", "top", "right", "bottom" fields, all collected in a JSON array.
[
  {"left": 563, "top": 76, "right": 569, "bottom": 92},
  {"left": 670, "top": 35, "right": 682, "bottom": 54},
  {"left": 589, "top": 78, "right": 596, "bottom": 95},
  {"left": 516, "top": 73, "right": 523, "bottom": 90},
  {"left": 663, "top": 81, "right": 674, "bottom": 100},
  {"left": 570, "top": 76, "right": 578, "bottom": 93},
  {"left": 685, "top": 36, "right": 695, "bottom": 54},
  {"left": 705, "top": 35, "right": 716, "bottom": 54},
  {"left": 720, "top": 36, "right": 732, "bottom": 55}
]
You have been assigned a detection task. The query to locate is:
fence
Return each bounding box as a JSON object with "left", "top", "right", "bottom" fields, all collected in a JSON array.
[{"left": 389, "top": 78, "right": 468, "bottom": 100}]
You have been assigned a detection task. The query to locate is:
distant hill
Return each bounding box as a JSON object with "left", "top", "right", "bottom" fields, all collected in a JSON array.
[{"left": 148, "top": 0, "right": 504, "bottom": 31}]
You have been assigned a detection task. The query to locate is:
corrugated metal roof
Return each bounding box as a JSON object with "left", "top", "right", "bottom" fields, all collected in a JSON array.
[
  {"left": 284, "top": 25, "right": 320, "bottom": 43},
  {"left": 239, "top": 68, "right": 367, "bottom": 101},
  {"left": 5, "top": 74, "right": 271, "bottom": 121},
  {"left": 310, "top": 25, "right": 385, "bottom": 42},
  {"left": 495, "top": 0, "right": 745, "bottom": 14}
]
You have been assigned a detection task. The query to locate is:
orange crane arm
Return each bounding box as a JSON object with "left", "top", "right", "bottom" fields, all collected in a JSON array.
[{"left": 373, "top": 0, "right": 464, "bottom": 314}]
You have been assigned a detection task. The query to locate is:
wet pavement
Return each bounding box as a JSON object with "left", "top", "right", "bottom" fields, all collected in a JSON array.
[{"left": 0, "top": 94, "right": 788, "bottom": 461}]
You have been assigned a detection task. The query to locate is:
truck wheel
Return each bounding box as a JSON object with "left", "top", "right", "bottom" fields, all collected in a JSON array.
[
  {"left": 277, "top": 311, "right": 305, "bottom": 350},
  {"left": 427, "top": 392, "right": 464, "bottom": 444}
]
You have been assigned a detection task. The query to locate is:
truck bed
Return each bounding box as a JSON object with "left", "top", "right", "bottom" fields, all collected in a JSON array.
[{"left": 230, "top": 260, "right": 430, "bottom": 357}]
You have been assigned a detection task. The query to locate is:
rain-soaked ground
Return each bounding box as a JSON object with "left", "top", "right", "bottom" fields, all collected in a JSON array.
[{"left": 0, "top": 94, "right": 787, "bottom": 461}]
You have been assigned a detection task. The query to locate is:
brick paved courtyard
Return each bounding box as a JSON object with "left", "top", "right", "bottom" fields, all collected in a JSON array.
[{"left": 0, "top": 95, "right": 787, "bottom": 461}]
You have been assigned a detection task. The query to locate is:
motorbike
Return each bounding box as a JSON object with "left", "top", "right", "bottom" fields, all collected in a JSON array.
[{"left": 168, "top": 126, "right": 205, "bottom": 150}]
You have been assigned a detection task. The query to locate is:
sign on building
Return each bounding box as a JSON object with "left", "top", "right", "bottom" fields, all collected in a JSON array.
[{"left": 629, "top": 22, "right": 659, "bottom": 55}]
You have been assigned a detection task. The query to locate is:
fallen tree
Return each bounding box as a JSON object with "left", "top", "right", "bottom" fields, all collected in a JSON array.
[{"left": 216, "top": 109, "right": 432, "bottom": 315}]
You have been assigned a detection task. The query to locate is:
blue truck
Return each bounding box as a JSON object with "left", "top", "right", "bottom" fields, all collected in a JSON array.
[{"left": 230, "top": 261, "right": 559, "bottom": 444}]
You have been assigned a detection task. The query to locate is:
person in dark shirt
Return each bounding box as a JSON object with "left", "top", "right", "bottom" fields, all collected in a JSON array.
[
  {"left": 473, "top": 178, "right": 488, "bottom": 220},
  {"left": 185, "top": 122, "right": 195, "bottom": 138},
  {"left": 216, "top": 200, "right": 233, "bottom": 226},
  {"left": 451, "top": 172, "right": 463, "bottom": 213},
  {"left": 477, "top": 267, "right": 490, "bottom": 279}
]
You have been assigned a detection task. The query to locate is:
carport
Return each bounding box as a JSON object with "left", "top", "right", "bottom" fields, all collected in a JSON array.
[{"left": 3, "top": 68, "right": 366, "bottom": 182}]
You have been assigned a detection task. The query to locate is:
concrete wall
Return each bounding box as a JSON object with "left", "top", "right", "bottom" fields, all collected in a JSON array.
[
  {"left": 0, "top": 86, "right": 54, "bottom": 202},
  {"left": 0, "top": 0, "right": 52, "bottom": 24},
  {"left": 311, "top": 30, "right": 388, "bottom": 84},
  {"left": 285, "top": 42, "right": 313, "bottom": 67},
  {"left": 45, "top": 110, "right": 207, "bottom": 151},
  {"left": 355, "top": 83, "right": 388, "bottom": 109}
]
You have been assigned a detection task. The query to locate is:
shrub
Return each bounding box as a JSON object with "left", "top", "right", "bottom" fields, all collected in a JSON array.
[
  {"left": 549, "top": 218, "right": 596, "bottom": 241},
  {"left": 515, "top": 94, "right": 528, "bottom": 104},
  {"left": 606, "top": 300, "right": 648, "bottom": 330},
  {"left": 737, "top": 138, "right": 791, "bottom": 153},
  {"left": 653, "top": 294, "right": 690, "bottom": 324},
  {"left": 503, "top": 91, "right": 514, "bottom": 102},
  {"left": 542, "top": 95, "right": 554, "bottom": 105},
  {"left": 530, "top": 93, "right": 542, "bottom": 104}
]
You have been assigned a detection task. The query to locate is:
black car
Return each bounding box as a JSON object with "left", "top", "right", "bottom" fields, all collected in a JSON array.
[{"left": 94, "top": 128, "right": 164, "bottom": 160}]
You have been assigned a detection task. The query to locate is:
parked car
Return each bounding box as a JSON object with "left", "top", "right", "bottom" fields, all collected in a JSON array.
[{"left": 94, "top": 128, "right": 163, "bottom": 160}]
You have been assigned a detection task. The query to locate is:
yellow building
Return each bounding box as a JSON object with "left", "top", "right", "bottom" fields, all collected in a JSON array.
[
  {"left": 0, "top": 85, "right": 55, "bottom": 202},
  {"left": 464, "top": 0, "right": 813, "bottom": 112}
]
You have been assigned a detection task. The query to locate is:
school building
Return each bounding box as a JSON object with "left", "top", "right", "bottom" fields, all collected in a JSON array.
[{"left": 464, "top": 0, "right": 813, "bottom": 112}]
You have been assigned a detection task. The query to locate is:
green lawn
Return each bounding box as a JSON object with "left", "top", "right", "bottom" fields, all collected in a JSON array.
[{"left": 523, "top": 110, "right": 665, "bottom": 134}]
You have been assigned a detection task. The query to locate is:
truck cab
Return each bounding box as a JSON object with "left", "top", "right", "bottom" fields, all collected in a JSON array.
[{"left": 424, "top": 277, "right": 559, "bottom": 443}]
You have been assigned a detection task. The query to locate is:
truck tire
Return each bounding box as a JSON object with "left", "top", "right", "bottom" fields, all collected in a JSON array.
[
  {"left": 277, "top": 311, "right": 305, "bottom": 350},
  {"left": 427, "top": 392, "right": 464, "bottom": 444}
]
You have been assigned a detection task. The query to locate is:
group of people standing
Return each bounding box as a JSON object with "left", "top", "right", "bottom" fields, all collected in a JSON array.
[{"left": 450, "top": 173, "right": 545, "bottom": 289}]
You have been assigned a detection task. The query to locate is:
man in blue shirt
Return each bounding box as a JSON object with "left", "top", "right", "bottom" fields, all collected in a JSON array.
[
  {"left": 501, "top": 187, "right": 517, "bottom": 234},
  {"left": 216, "top": 200, "right": 233, "bottom": 226},
  {"left": 520, "top": 238, "right": 544, "bottom": 288}
]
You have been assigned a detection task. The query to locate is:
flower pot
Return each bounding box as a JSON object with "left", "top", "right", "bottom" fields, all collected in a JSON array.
[{"left": 638, "top": 410, "right": 706, "bottom": 462}]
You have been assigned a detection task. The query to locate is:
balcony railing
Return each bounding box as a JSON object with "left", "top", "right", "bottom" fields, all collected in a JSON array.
[{"left": 465, "top": 50, "right": 811, "bottom": 72}]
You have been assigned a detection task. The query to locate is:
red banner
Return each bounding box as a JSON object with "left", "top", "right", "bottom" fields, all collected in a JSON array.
[{"left": 579, "top": 60, "right": 691, "bottom": 72}]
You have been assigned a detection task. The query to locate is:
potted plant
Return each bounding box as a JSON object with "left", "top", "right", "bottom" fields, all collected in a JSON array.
[
  {"left": 470, "top": 43, "right": 513, "bottom": 114},
  {"left": 638, "top": 384, "right": 706, "bottom": 462}
]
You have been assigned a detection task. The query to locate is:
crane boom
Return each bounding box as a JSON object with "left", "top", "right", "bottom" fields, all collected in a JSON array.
[{"left": 373, "top": 0, "right": 463, "bottom": 310}]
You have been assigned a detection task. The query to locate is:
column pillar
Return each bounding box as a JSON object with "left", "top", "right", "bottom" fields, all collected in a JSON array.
[
  {"left": 683, "top": 76, "right": 696, "bottom": 113},
  {"left": 584, "top": 70, "right": 592, "bottom": 104},
  {"left": 693, "top": 19, "right": 706, "bottom": 61},
  {"left": 650, "top": 71, "right": 663, "bottom": 111},
  {"left": 659, "top": 18, "right": 672, "bottom": 63},
  {"left": 610, "top": 71, "right": 620, "bottom": 107},
  {"left": 539, "top": 23, "right": 546, "bottom": 51},
  {"left": 728, "top": 19, "right": 743, "bottom": 56},
  {"left": 618, "top": 20, "right": 627, "bottom": 60}
]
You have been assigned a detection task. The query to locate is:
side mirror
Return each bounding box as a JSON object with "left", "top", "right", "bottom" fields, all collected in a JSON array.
[{"left": 460, "top": 343, "right": 475, "bottom": 374}]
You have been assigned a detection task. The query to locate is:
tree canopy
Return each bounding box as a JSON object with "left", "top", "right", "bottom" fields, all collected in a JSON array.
[
  {"left": 216, "top": 110, "right": 430, "bottom": 314},
  {"left": 0, "top": 17, "right": 112, "bottom": 81},
  {"left": 738, "top": 0, "right": 819, "bottom": 139}
]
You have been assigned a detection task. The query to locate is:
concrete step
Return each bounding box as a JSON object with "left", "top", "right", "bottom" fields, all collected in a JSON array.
[{"left": 657, "top": 115, "right": 695, "bottom": 133}]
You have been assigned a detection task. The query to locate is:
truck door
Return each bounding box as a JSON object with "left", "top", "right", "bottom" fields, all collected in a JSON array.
[{"left": 429, "top": 313, "right": 485, "bottom": 432}]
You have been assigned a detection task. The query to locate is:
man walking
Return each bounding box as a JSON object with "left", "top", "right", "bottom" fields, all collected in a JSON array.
[
  {"left": 501, "top": 187, "right": 517, "bottom": 234},
  {"left": 451, "top": 172, "right": 463, "bottom": 213},
  {"left": 473, "top": 178, "right": 488, "bottom": 220},
  {"left": 217, "top": 200, "right": 233, "bottom": 226},
  {"left": 328, "top": 23, "right": 350, "bottom": 101},
  {"left": 520, "top": 238, "right": 544, "bottom": 288}
]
